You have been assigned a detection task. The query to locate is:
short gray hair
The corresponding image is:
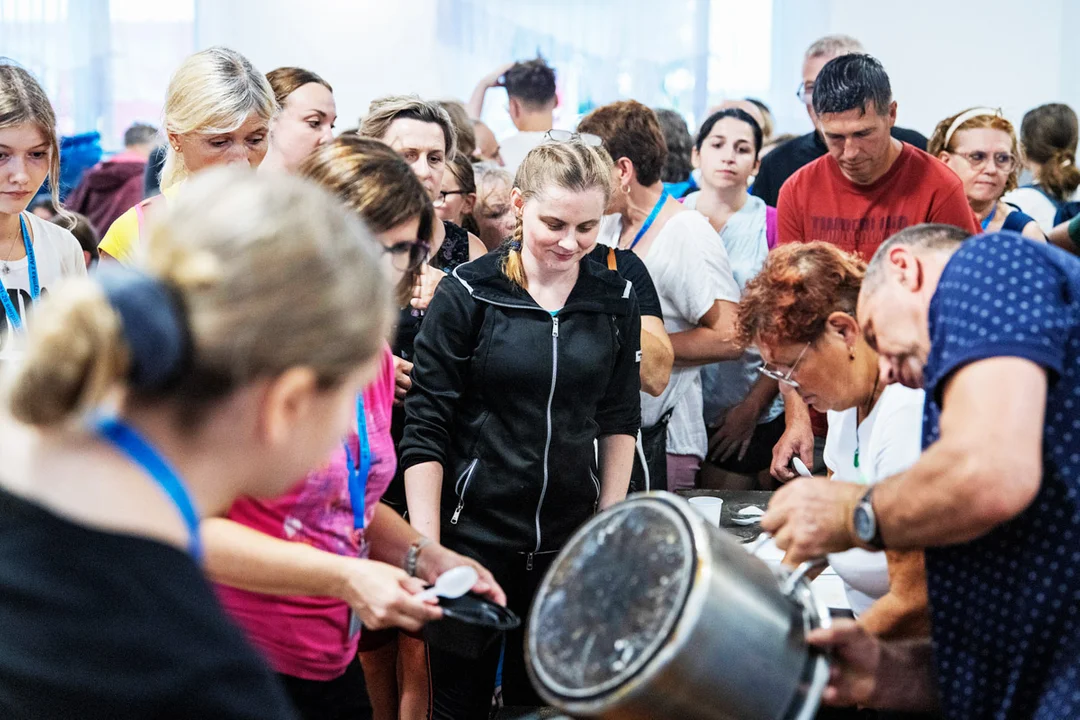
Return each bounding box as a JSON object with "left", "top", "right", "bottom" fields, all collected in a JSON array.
[
  {"left": 123, "top": 122, "right": 159, "bottom": 147},
  {"left": 359, "top": 95, "right": 457, "bottom": 160},
  {"left": 864, "top": 224, "right": 971, "bottom": 293},
  {"left": 805, "top": 34, "right": 865, "bottom": 60}
]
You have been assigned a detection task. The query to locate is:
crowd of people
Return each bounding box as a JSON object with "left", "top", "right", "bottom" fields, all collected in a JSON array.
[{"left": 0, "top": 29, "right": 1077, "bottom": 720}]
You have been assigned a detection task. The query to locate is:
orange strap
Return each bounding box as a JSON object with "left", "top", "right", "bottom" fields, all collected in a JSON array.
[{"left": 607, "top": 247, "right": 617, "bottom": 271}]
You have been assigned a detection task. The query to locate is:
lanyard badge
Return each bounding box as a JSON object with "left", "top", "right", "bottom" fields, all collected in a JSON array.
[{"left": 0, "top": 215, "right": 40, "bottom": 332}]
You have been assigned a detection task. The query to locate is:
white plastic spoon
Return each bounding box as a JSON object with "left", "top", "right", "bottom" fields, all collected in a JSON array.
[
  {"left": 792, "top": 457, "right": 812, "bottom": 478},
  {"left": 416, "top": 565, "right": 479, "bottom": 603}
]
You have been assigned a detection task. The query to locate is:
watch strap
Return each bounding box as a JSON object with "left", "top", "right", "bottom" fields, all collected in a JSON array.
[{"left": 858, "top": 486, "right": 885, "bottom": 550}]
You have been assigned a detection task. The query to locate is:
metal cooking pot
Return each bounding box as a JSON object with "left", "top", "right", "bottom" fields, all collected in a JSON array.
[{"left": 525, "top": 492, "right": 830, "bottom": 720}]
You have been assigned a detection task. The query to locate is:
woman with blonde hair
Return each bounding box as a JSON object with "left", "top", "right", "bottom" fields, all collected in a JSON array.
[
  {"left": 401, "top": 140, "right": 641, "bottom": 717},
  {"left": 928, "top": 107, "right": 1044, "bottom": 239},
  {"left": 204, "top": 137, "right": 502, "bottom": 720},
  {"left": 99, "top": 47, "right": 277, "bottom": 264},
  {"left": 260, "top": 66, "right": 337, "bottom": 174},
  {"left": 0, "top": 168, "right": 391, "bottom": 717},
  {"left": 0, "top": 64, "right": 85, "bottom": 348}
]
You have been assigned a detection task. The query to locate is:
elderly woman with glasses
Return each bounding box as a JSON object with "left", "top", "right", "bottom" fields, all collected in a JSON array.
[
  {"left": 738, "top": 241, "right": 930, "bottom": 640},
  {"left": 928, "top": 107, "right": 1046, "bottom": 240}
]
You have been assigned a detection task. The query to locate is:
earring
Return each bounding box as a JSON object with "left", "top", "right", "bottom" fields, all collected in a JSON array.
[
  {"left": 622, "top": 184, "right": 631, "bottom": 195},
  {"left": 849, "top": 349, "right": 856, "bottom": 361}
]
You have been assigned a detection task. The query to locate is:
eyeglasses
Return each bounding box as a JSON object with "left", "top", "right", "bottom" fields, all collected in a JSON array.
[
  {"left": 949, "top": 150, "right": 1018, "bottom": 174},
  {"left": 382, "top": 239, "right": 430, "bottom": 272},
  {"left": 757, "top": 341, "right": 811, "bottom": 388},
  {"left": 544, "top": 129, "right": 604, "bottom": 147},
  {"left": 433, "top": 190, "right": 468, "bottom": 209},
  {"left": 796, "top": 81, "right": 814, "bottom": 104}
]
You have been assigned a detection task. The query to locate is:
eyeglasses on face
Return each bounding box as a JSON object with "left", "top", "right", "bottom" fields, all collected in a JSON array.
[
  {"left": 382, "top": 239, "right": 430, "bottom": 271},
  {"left": 433, "top": 189, "right": 468, "bottom": 209},
  {"left": 949, "top": 150, "right": 1017, "bottom": 174},
  {"left": 796, "top": 82, "right": 814, "bottom": 104},
  {"left": 757, "top": 341, "right": 812, "bottom": 388},
  {"left": 544, "top": 129, "right": 604, "bottom": 147}
]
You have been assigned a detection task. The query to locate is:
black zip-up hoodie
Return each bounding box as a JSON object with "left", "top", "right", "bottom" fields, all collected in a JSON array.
[{"left": 400, "top": 248, "right": 642, "bottom": 563}]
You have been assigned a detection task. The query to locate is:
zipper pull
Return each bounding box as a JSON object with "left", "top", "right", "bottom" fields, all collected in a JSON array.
[
  {"left": 551, "top": 316, "right": 559, "bottom": 338},
  {"left": 451, "top": 501, "right": 464, "bottom": 525},
  {"left": 526, "top": 553, "right": 534, "bottom": 571}
]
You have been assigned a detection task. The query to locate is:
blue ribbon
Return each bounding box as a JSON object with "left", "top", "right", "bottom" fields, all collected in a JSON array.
[
  {"left": 95, "top": 417, "right": 202, "bottom": 560},
  {"left": 0, "top": 214, "right": 39, "bottom": 332},
  {"left": 345, "top": 395, "right": 371, "bottom": 531},
  {"left": 629, "top": 188, "right": 669, "bottom": 250}
]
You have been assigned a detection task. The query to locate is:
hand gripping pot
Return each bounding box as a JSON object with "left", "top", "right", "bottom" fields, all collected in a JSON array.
[{"left": 526, "top": 492, "right": 830, "bottom": 720}]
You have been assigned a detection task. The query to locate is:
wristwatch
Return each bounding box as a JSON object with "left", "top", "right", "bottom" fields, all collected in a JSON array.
[
  {"left": 404, "top": 537, "right": 432, "bottom": 577},
  {"left": 852, "top": 486, "right": 885, "bottom": 550}
]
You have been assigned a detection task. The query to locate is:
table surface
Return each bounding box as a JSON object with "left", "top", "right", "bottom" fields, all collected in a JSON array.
[{"left": 675, "top": 488, "right": 772, "bottom": 543}]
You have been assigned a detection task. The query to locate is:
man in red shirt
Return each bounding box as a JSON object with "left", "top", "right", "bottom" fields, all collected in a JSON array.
[
  {"left": 772, "top": 54, "right": 980, "bottom": 482},
  {"left": 777, "top": 54, "right": 979, "bottom": 257}
]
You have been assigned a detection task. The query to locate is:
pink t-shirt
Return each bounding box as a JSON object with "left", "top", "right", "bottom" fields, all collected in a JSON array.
[{"left": 215, "top": 346, "right": 397, "bottom": 681}]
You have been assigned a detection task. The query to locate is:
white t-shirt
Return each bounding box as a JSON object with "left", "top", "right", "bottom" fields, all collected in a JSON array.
[
  {"left": 1002, "top": 186, "right": 1080, "bottom": 232},
  {"left": 597, "top": 210, "right": 741, "bottom": 458},
  {"left": 499, "top": 131, "right": 547, "bottom": 177},
  {"left": 0, "top": 212, "right": 87, "bottom": 358},
  {"left": 823, "top": 383, "right": 924, "bottom": 616}
]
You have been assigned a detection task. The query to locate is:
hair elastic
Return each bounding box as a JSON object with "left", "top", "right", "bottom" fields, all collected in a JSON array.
[
  {"left": 97, "top": 267, "right": 192, "bottom": 392},
  {"left": 509, "top": 240, "right": 522, "bottom": 251},
  {"left": 943, "top": 107, "right": 1002, "bottom": 149}
]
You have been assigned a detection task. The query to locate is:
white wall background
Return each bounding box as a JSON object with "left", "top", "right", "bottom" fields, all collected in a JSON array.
[
  {"left": 767, "top": 0, "right": 1080, "bottom": 137},
  {"left": 12, "top": 0, "right": 1071, "bottom": 146}
]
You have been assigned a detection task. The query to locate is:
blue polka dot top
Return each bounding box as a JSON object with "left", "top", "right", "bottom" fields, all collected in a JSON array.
[{"left": 922, "top": 231, "right": 1080, "bottom": 720}]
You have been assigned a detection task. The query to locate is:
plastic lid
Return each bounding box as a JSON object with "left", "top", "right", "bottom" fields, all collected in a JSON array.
[{"left": 528, "top": 498, "right": 695, "bottom": 699}]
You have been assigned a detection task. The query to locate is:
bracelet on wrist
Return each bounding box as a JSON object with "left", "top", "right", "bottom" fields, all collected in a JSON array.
[{"left": 404, "top": 537, "right": 432, "bottom": 577}]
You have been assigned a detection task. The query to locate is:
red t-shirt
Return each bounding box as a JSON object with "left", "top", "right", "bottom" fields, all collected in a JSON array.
[{"left": 777, "top": 142, "right": 980, "bottom": 258}]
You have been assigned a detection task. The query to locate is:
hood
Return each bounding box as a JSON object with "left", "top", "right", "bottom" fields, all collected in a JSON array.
[
  {"left": 453, "top": 246, "right": 634, "bottom": 316},
  {"left": 80, "top": 160, "right": 145, "bottom": 192}
]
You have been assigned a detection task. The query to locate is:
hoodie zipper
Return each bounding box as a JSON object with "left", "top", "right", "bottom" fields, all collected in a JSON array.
[
  {"left": 465, "top": 294, "right": 562, "bottom": 569},
  {"left": 450, "top": 458, "right": 479, "bottom": 525},
  {"left": 530, "top": 315, "right": 559, "bottom": 569},
  {"left": 589, "top": 469, "right": 601, "bottom": 513}
]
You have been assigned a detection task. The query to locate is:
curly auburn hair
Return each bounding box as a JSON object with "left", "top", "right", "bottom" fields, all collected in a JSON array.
[{"left": 737, "top": 242, "right": 865, "bottom": 349}]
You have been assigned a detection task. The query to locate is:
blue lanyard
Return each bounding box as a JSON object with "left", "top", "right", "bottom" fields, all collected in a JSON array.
[
  {"left": 629, "top": 188, "right": 669, "bottom": 250},
  {"left": 344, "top": 395, "right": 370, "bottom": 531},
  {"left": 980, "top": 204, "right": 997, "bottom": 231},
  {"left": 0, "top": 215, "right": 39, "bottom": 331},
  {"left": 94, "top": 417, "right": 203, "bottom": 560}
]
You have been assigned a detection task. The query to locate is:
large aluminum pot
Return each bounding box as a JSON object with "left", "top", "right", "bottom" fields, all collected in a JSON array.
[{"left": 525, "top": 492, "right": 829, "bottom": 720}]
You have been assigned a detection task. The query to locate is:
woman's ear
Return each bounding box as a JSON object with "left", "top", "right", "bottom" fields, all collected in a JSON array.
[
  {"left": 826, "top": 311, "right": 861, "bottom": 350},
  {"left": 510, "top": 187, "right": 525, "bottom": 218},
  {"left": 462, "top": 192, "right": 477, "bottom": 216},
  {"left": 257, "top": 367, "right": 320, "bottom": 448},
  {"left": 691, "top": 146, "right": 701, "bottom": 170},
  {"left": 615, "top": 156, "right": 635, "bottom": 188},
  {"left": 166, "top": 131, "right": 183, "bottom": 154}
]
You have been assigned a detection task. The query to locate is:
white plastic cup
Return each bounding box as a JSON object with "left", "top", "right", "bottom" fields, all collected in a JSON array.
[{"left": 688, "top": 496, "right": 724, "bottom": 527}]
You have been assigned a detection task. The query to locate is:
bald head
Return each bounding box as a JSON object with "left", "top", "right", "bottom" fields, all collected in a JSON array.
[{"left": 863, "top": 224, "right": 971, "bottom": 298}]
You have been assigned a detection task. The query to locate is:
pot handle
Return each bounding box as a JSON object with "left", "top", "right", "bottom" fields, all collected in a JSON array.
[{"left": 780, "top": 557, "right": 828, "bottom": 597}]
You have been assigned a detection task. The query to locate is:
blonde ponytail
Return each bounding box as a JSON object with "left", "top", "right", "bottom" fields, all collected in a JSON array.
[
  {"left": 6, "top": 280, "right": 130, "bottom": 428},
  {"left": 502, "top": 218, "right": 528, "bottom": 288}
]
